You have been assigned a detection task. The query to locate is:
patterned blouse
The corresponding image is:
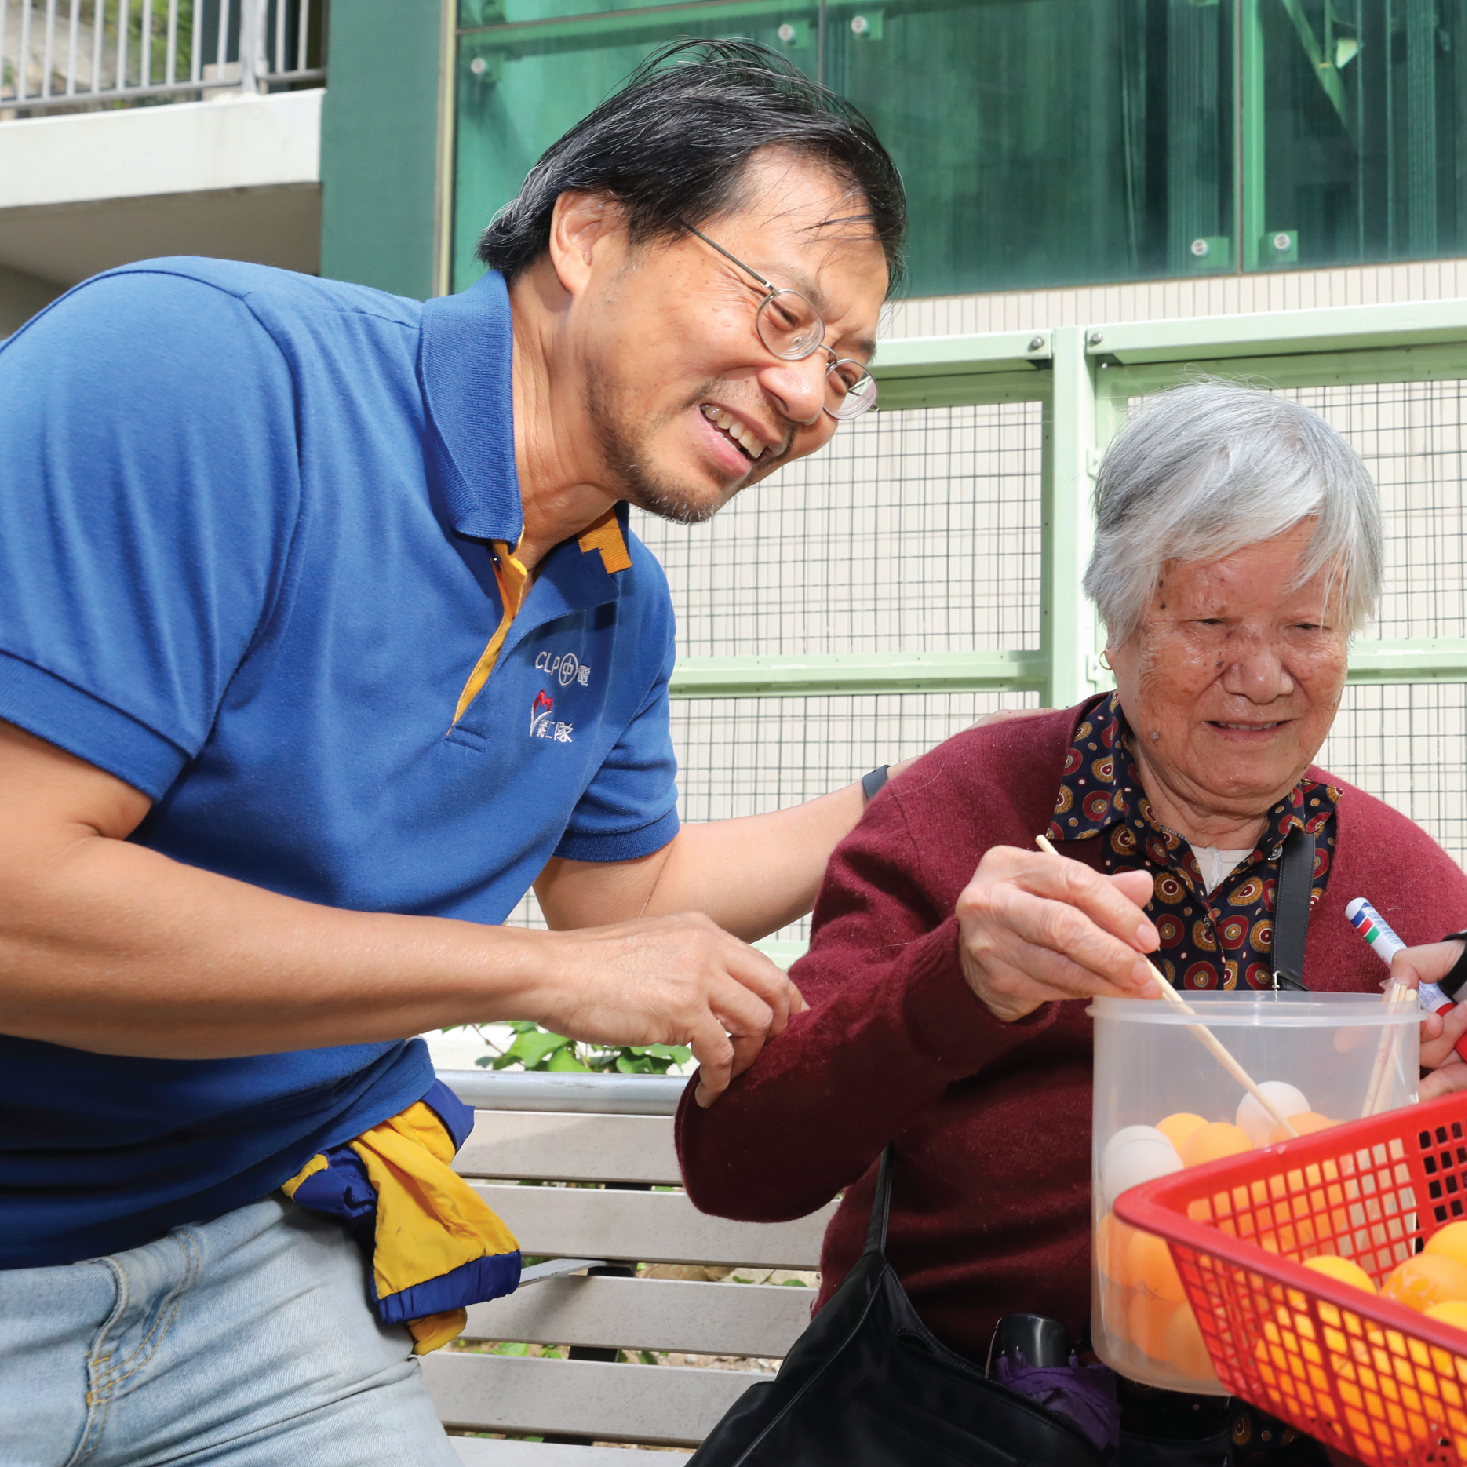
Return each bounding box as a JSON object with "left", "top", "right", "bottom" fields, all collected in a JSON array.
[{"left": 1044, "top": 692, "right": 1339, "bottom": 991}]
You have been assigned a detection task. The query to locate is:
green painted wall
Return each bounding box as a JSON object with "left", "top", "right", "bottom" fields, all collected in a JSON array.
[{"left": 319, "top": 0, "right": 445, "bottom": 298}]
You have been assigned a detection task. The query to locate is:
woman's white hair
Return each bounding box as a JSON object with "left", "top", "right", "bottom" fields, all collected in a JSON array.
[{"left": 1083, "top": 379, "right": 1383, "bottom": 645}]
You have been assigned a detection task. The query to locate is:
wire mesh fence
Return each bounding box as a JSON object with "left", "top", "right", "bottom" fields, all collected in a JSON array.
[
  {"left": 1286, "top": 379, "right": 1467, "bottom": 643},
  {"left": 1316, "top": 682, "right": 1467, "bottom": 870},
  {"left": 629, "top": 401, "right": 1042, "bottom": 659},
  {"left": 503, "top": 374, "right": 1467, "bottom": 938}
]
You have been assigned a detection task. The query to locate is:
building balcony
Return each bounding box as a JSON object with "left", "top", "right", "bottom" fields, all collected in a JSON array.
[{"left": 0, "top": 0, "right": 327, "bottom": 333}]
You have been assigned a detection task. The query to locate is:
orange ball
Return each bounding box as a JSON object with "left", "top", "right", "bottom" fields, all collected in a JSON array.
[
  {"left": 1100, "top": 1278, "right": 1132, "bottom": 1345},
  {"left": 1127, "top": 1229, "right": 1186, "bottom": 1302},
  {"left": 1424, "top": 1221, "right": 1467, "bottom": 1271},
  {"left": 1095, "top": 1212, "right": 1140, "bottom": 1284},
  {"left": 1129, "top": 1291, "right": 1179, "bottom": 1359},
  {"left": 1156, "top": 1112, "right": 1209, "bottom": 1153},
  {"left": 1180, "top": 1121, "right": 1254, "bottom": 1168},
  {"left": 1165, "top": 1301, "right": 1216, "bottom": 1380},
  {"left": 1381, "top": 1254, "right": 1467, "bottom": 1313},
  {"left": 1302, "top": 1254, "right": 1376, "bottom": 1295},
  {"left": 1425, "top": 1300, "right": 1467, "bottom": 1332},
  {"left": 1267, "top": 1112, "right": 1337, "bottom": 1145}
]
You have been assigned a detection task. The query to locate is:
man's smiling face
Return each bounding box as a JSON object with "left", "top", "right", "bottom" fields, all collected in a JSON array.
[{"left": 567, "top": 148, "right": 889, "bottom": 524}]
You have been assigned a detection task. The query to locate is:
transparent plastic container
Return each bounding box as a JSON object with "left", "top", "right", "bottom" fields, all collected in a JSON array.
[{"left": 1089, "top": 991, "right": 1419, "bottom": 1393}]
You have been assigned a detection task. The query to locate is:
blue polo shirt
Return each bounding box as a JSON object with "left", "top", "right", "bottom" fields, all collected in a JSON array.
[{"left": 0, "top": 260, "right": 680, "bottom": 1268}]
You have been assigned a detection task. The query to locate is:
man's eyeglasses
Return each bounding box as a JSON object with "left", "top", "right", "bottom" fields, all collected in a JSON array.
[{"left": 682, "top": 224, "right": 879, "bottom": 421}]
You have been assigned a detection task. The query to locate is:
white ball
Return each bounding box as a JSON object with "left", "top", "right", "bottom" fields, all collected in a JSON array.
[
  {"left": 1236, "top": 1081, "right": 1309, "bottom": 1146},
  {"left": 1100, "top": 1127, "right": 1182, "bottom": 1211}
]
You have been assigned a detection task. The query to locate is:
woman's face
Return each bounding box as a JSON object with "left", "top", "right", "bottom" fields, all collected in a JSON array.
[{"left": 1108, "top": 522, "right": 1350, "bottom": 827}]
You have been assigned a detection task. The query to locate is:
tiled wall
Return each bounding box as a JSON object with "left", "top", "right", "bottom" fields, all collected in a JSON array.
[{"left": 882, "top": 259, "right": 1467, "bottom": 338}]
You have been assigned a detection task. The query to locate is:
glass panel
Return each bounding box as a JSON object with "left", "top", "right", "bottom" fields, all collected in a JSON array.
[
  {"left": 829, "top": 0, "right": 1235, "bottom": 294},
  {"left": 452, "top": 2, "right": 819, "bottom": 291},
  {"left": 1248, "top": 0, "right": 1467, "bottom": 272},
  {"left": 452, "top": 0, "right": 1239, "bottom": 297}
]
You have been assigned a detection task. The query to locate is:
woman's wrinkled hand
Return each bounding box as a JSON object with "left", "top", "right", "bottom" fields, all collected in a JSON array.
[
  {"left": 1391, "top": 941, "right": 1467, "bottom": 1102},
  {"left": 955, "top": 844, "right": 1160, "bottom": 1022}
]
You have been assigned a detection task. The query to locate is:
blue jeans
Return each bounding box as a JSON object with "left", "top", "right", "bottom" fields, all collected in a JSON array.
[{"left": 0, "top": 1196, "right": 463, "bottom": 1466}]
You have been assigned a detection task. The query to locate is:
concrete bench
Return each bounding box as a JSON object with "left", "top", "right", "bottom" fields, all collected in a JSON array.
[{"left": 432, "top": 1071, "right": 834, "bottom": 1465}]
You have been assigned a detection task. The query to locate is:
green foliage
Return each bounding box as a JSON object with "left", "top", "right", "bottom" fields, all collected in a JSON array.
[{"left": 475, "top": 1020, "right": 691, "bottom": 1075}]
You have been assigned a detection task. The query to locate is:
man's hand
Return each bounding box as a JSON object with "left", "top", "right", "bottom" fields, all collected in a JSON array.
[
  {"left": 956, "top": 845, "right": 1159, "bottom": 1022},
  {"left": 535, "top": 913, "right": 804, "bottom": 1108},
  {"left": 1392, "top": 941, "right": 1467, "bottom": 1102}
]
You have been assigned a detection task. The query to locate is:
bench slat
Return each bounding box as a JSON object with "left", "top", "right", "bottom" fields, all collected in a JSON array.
[
  {"left": 472, "top": 1184, "right": 833, "bottom": 1269},
  {"left": 451, "top": 1441, "right": 691, "bottom": 1467},
  {"left": 461, "top": 1274, "right": 812, "bottom": 1356},
  {"left": 457, "top": 1112, "right": 680, "bottom": 1185},
  {"left": 424, "top": 1352, "right": 771, "bottom": 1445}
]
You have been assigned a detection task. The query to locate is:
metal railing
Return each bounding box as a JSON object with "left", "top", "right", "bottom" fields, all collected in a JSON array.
[{"left": 0, "top": 0, "right": 324, "bottom": 114}]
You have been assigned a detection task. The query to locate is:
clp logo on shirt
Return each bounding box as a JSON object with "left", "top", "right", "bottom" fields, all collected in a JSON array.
[{"left": 535, "top": 649, "right": 591, "bottom": 688}]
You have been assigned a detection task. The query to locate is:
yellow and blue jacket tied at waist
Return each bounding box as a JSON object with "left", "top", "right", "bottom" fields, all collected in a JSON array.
[{"left": 282, "top": 1080, "right": 520, "bottom": 1354}]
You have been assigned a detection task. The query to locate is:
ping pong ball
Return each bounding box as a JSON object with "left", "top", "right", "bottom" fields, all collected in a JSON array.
[
  {"left": 1236, "top": 1082, "right": 1310, "bottom": 1147},
  {"left": 1102, "top": 1126, "right": 1182, "bottom": 1210}
]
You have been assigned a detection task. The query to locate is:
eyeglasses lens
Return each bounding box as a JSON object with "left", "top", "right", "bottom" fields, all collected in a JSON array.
[
  {"left": 826, "top": 361, "right": 878, "bottom": 420},
  {"left": 755, "top": 290, "right": 824, "bottom": 360},
  {"left": 754, "top": 289, "right": 878, "bottom": 420}
]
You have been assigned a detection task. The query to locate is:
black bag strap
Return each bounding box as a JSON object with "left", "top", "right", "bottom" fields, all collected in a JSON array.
[
  {"left": 1271, "top": 825, "right": 1315, "bottom": 991},
  {"left": 863, "top": 1146, "right": 894, "bottom": 1256}
]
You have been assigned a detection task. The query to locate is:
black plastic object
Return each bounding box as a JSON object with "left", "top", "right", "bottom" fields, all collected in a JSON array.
[
  {"left": 684, "top": 1148, "right": 1105, "bottom": 1467},
  {"left": 986, "top": 1313, "right": 1071, "bottom": 1374}
]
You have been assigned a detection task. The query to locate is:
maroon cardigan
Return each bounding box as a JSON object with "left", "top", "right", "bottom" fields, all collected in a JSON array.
[{"left": 676, "top": 706, "right": 1467, "bottom": 1359}]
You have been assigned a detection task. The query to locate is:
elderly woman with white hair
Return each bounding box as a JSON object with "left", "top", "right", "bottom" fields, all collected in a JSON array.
[{"left": 678, "top": 381, "right": 1467, "bottom": 1465}]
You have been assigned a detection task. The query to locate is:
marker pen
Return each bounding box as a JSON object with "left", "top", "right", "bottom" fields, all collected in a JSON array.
[{"left": 1347, "top": 897, "right": 1467, "bottom": 1061}]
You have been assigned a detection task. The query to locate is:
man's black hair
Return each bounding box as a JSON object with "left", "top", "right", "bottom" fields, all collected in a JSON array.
[{"left": 476, "top": 38, "right": 905, "bottom": 290}]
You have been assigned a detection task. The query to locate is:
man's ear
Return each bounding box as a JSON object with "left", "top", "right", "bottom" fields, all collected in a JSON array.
[{"left": 547, "top": 190, "right": 624, "bottom": 297}]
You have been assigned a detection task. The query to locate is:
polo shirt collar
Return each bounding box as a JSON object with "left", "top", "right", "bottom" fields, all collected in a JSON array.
[{"left": 418, "top": 270, "right": 523, "bottom": 543}]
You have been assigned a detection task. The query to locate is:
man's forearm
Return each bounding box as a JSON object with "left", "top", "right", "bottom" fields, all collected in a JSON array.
[
  {"left": 1, "top": 827, "right": 556, "bottom": 1057},
  {"left": 537, "top": 765, "right": 915, "bottom": 941},
  {"left": 643, "top": 779, "right": 870, "bottom": 940}
]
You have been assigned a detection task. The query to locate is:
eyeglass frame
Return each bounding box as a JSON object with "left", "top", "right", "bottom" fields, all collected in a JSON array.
[{"left": 680, "top": 222, "right": 879, "bottom": 421}]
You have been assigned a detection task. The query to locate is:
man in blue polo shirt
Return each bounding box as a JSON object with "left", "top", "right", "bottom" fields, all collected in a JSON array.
[{"left": 0, "top": 40, "right": 936, "bottom": 1467}]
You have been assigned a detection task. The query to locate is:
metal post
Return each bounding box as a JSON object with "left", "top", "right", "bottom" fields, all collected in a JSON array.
[
  {"left": 1237, "top": 0, "right": 1266, "bottom": 272},
  {"left": 41, "top": 0, "right": 56, "bottom": 98},
  {"left": 90, "top": 0, "right": 103, "bottom": 94},
  {"left": 18, "top": 0, "right": 32, "bottom": 100},
  {"left": 238, "top": 0, "right": 261, "bottom": 92},
  {"left": 65, "top": 0, "right": 78, "bottom": 94},
  {"left": 1406, "top": 0, "right": 1438, "bottom": 256},
  {"left": 1040, "top": 328, "right": 1104, "bottom": 709}
]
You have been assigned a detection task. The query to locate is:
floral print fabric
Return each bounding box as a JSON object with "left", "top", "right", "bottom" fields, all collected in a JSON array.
[{"left": 1045, "top": 692, "right": 1338, "bottom": 991}]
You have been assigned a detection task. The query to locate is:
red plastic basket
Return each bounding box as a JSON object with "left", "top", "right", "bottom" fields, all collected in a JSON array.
[{"left": 1119, "top": 1089, "right": 1467, "bottom": 1464}]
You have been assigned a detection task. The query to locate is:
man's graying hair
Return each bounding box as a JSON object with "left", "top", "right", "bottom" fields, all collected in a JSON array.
[
  {"left": 1083, "top": 381, "right": 1383, "bottom": 644},
  {"left": 477, "top": 38, "right": 905, "bottom": 288}
]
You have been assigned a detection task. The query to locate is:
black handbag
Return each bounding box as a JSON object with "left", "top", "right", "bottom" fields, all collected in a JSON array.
[{"left": 685, "top": 1147, "right": 1106, "bottom": 1467}]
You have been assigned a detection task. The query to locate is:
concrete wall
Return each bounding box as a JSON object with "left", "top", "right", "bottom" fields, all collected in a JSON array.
[{"left": 0, "top": 89, "right": 322, "bottom": 334}]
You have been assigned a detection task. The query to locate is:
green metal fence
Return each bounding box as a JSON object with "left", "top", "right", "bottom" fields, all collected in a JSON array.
[{"left": 507, "top": 302, "right": 1467, "bottom": 962}]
